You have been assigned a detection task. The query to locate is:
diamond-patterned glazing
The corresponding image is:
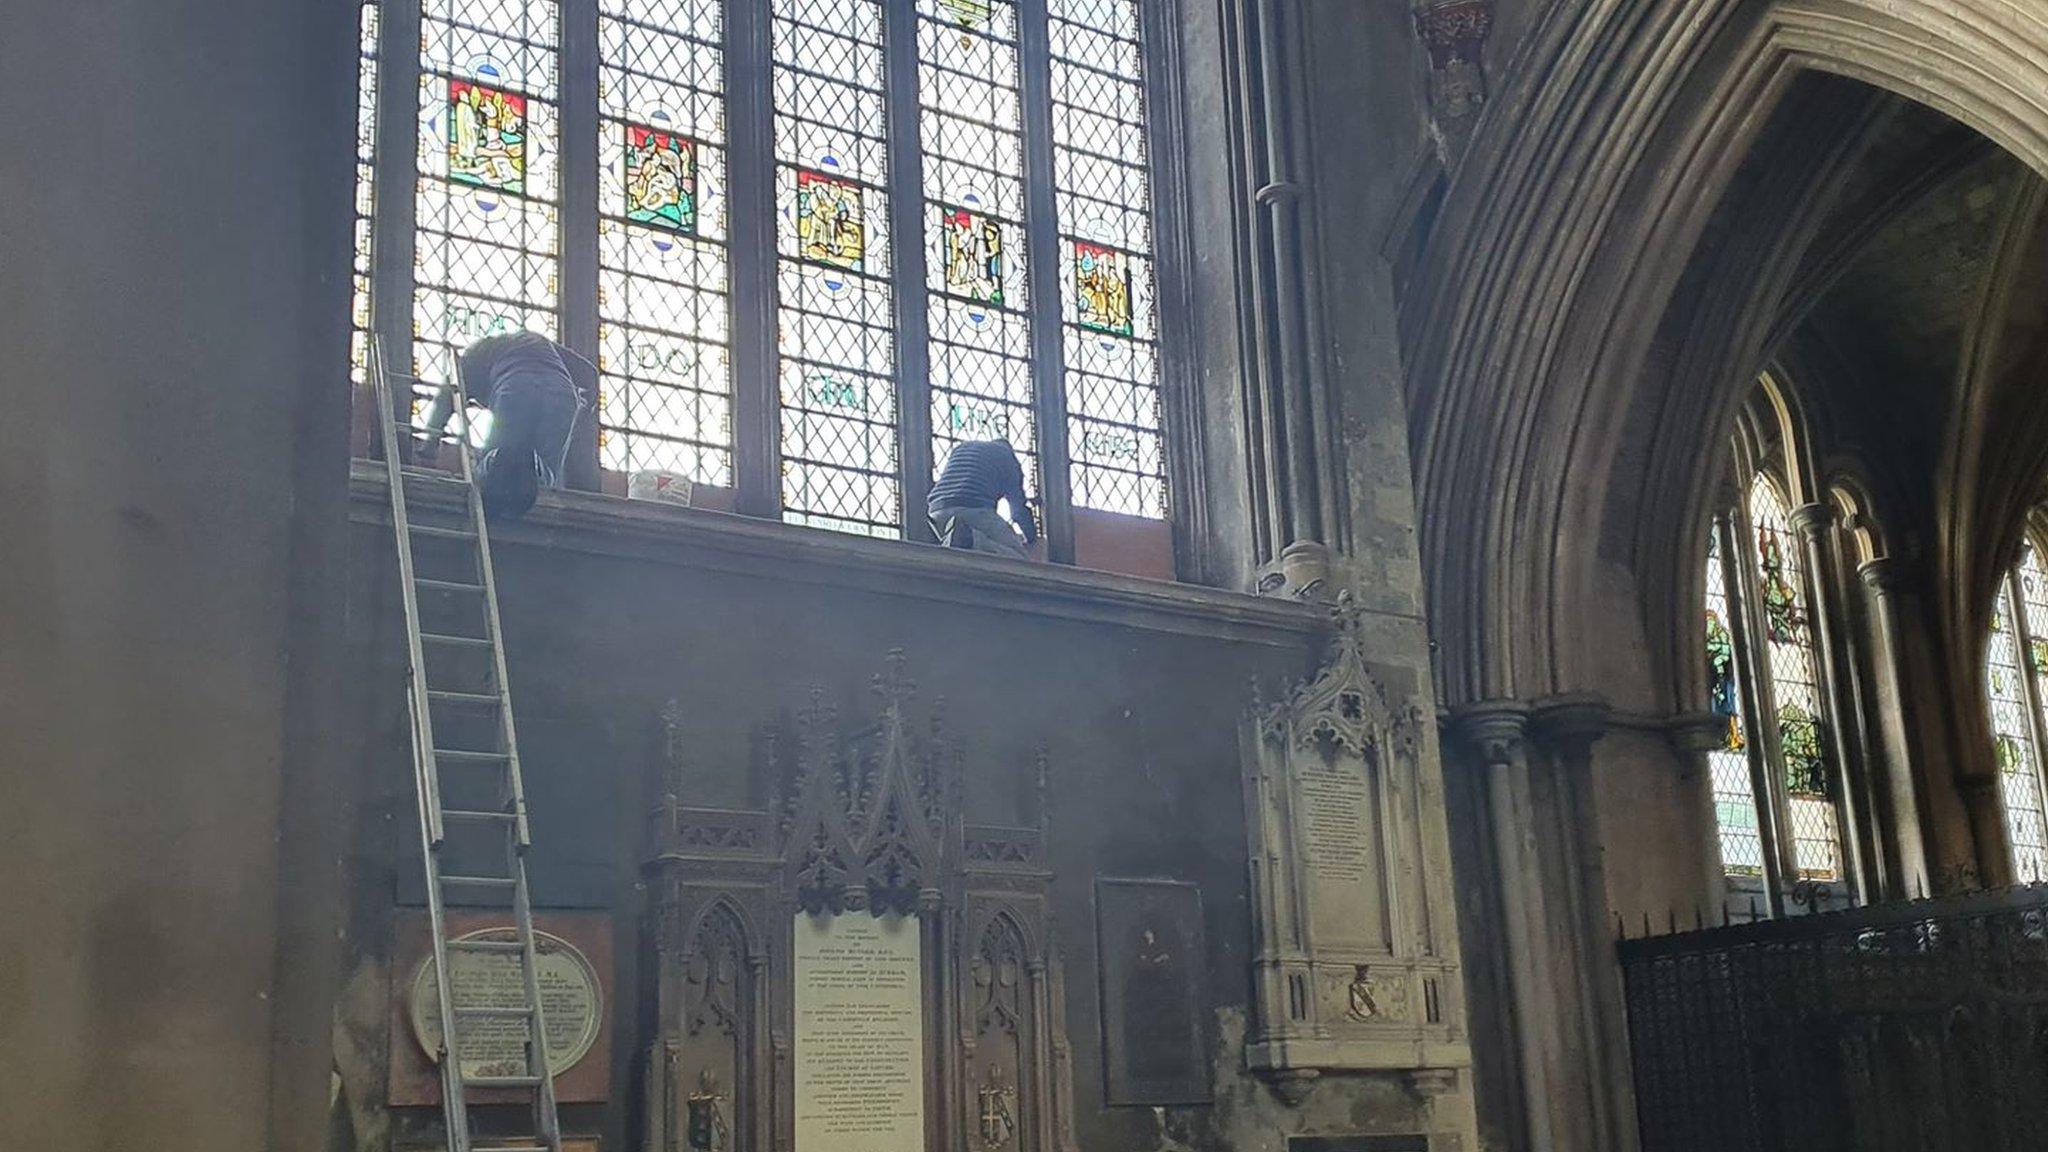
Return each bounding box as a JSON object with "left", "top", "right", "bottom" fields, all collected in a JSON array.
[
  {"left": 1987, "top": 574, "right": 2048, "bottom": 881},
  {"left": 413, "top": 0, "right": 562, "bottom": 428},
  {"left": 774, "top": 0, "right": 900, "bottom": 536},
  {"left": 1051, "top": 0, "right": 1165, "bottom": 518},
  {"left": 598, "top": 0, "right": 733, "bottom": 484},
  {"left": 349, "top": 2, "right": 381, "bottom": 387},
  {"left": 1705, "top": 529, "right": 1763, "bottom": 876},
  {"left": 919, "top": 0, "right": 1037, "bottom": 501},
  {"left": 1748, "top": 475, "right": 1841, "bottom": 882}
]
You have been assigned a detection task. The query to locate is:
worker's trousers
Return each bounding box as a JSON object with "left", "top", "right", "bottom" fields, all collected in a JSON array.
[{"left": 931, "top": 506, "right": 1029, "bottom": 558}]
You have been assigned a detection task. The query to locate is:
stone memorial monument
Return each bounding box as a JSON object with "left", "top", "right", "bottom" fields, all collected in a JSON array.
[
  {"left": 642, "top": 651, "right": 1082, "bottom": 1152},
  {"left": 1240, "top": 596, "right": 1474, "bottom": 1104}
]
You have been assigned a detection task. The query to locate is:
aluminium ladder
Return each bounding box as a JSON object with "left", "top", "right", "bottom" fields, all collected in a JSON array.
[{"left": 371, "top": 338, "right": 564, "bottom": 1152}]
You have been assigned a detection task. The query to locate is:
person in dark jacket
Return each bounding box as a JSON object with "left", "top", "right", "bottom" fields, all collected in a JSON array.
[
  {"left": 928, "top": 439, "right": 1038, "bottom": 559},
  {"left": 419, "top": 331, "right": 593, "bottom": 520}
]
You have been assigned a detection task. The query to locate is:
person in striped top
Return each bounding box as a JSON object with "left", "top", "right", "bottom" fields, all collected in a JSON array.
[{"left": 928, "top": 439, "right": 1038, "bottom": 559}]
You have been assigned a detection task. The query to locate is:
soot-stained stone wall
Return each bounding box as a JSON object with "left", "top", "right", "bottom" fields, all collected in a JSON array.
[{"left": 328, "top": 496, "right": 1491, "bottom": 1152}]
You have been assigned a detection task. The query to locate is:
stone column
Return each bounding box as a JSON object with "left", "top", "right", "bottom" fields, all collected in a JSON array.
[
  {"left": 1531, "top": 696, "right": 1633, "bottom": 1152},
  {"left": 1857, "top": 557, "right": 1964, "bottom": 892},
  {"left": 1852, "top": 558, "right": 1924, "bottom": 895},
  {"left": 1450, "top": 702, "right": 1563, "bottom": 1152},
  {"left": 1788, "top": 502, "right": 1873, "bottom": 902}
]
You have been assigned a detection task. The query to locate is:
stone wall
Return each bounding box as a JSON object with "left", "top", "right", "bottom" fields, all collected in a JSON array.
[
  {"left": 325, "top": 485, "right": 1472, "bottom": 1151},
  {"left": 0, "top": 2, "right": 358, "bottom": 1151}
]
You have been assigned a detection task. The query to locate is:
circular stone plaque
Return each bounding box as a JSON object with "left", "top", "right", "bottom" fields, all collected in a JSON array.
[{"left": 409, "top": 928, "right": 603, "bottom": 1080}]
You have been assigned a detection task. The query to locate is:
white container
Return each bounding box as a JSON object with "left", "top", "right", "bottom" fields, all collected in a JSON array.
[{"left": 628, "top": 469, "right": 695, "bottom": 507}]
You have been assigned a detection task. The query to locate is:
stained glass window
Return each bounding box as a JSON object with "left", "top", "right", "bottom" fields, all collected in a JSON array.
[
  {"left": 412, "top": 0, "right": 562, "bottom": 434},
  {"left": 349, "top": 2, "right": 381, "bottom": 387},
  {"left": 352, "top": 0, "right": 1177, "bottom": 546},
  {"left": 598, "top": 0, "right": 734, "bottom": 485},
  {"left": 919, "top": 0, "right": 1038, "bottom": 503},
  {"left": 1986, "top": 558, "right": 2048, "bottom": 881},
  {"left": 1051, "top": 0, "right": 1165, "bottom": 518},
  {"left": 1705, "top": 530, "right": 1763, "bottom": 875},
  {"left": 772, "top": 0, "right": 900, "bottom": 536},
  {"left": 1748, "top": 475, "right": 1841, "bottom": 881}
]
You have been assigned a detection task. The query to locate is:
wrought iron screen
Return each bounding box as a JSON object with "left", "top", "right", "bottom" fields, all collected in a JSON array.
[{"left": 1618, "top": 887, "right": 2048, "bottom": 1152}]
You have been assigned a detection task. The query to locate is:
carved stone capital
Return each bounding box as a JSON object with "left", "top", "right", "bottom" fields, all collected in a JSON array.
[
  {"left": 1667, "top": 711, "right": 1734, "bottom": 755},
  {"left": 1446, "top": 700, "right": 1530, "bottom": 769},
  {"left": 1858, "top": 555, "right": 1911, "bottom": 594},
  {"left": 1787, "top": 501, "right": 1836, "bottom": 538},
  {"left": 1530, "top": 692, "right": 1611, "bottom": 743}
]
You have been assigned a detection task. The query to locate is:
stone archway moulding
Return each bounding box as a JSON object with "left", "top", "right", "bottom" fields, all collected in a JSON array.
[{"left": 1405, "top": 0, "right": 2048, "bottom": 712}]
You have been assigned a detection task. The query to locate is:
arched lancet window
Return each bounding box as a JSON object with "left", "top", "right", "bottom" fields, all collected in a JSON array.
[
  {"left": 1701, "top": 460, "right": 1851, "bottom": 894},
  {"left": 1746, "top": 474, "right": 1841, "bottom": 880},
  {"left": 1704, "top": 529, "right": 1763, "bottom": 875},
  {"left": 1985, "top": 540, "right": 2048, "bottom": 881},
  {"left": 348, "top": 0, "right": 1175, "bottom": 549}
]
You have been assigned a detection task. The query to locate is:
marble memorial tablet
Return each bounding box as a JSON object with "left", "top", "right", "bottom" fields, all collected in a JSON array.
[
  {"left": 793, "top": 912, "right": 927, "bottom": 1152},
  {"left": 410, "top": 928, "right": 604, "bottom": 1081}
]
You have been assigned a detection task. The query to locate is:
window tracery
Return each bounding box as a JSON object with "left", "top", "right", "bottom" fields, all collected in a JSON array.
[{"left": 1699, "top": 392, "right": 1853, "bottom": 897}]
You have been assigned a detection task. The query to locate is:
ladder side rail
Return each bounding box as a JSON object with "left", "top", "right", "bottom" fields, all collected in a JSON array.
[
  {"left": 372, "top": 339, "right": 473, "bottom": 1152},
  {"left": 459, "top": 377, "right": 532, "bottom": 849},
  {"left": 509, "top": 847, "right": 564, "bottom": 1152},
  {"left": 374, "top": 338, "right": 450, "bottom": 849}
]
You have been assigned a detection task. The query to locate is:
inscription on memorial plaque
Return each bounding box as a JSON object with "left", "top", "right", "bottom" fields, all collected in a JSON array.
[
  {"left": 793, "top": 912, "right": 926, "bottom": 1152},
  {"left": 410, "top": 928, "right": 604, "bottom": 1080},
  {"left": 1296, "top": 755, "right": 1383, "bottom": 949}
]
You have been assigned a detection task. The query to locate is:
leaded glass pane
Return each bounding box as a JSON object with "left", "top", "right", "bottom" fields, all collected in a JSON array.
[
  {"left": 349, "top": 1, "right": 381, "bottom": 386},
  {"left": 918, "top": 0, "right": 1037, "bottom": 501},
  {"left": 1706, "top": 530, "right": 1763, "bottom": 876},
  {"left": 413, "top": 0, "right": 562, "bottom": 435},
  {"left": 1749, "top": 475, "right": 1842, "bottom": 881},
  {"left": 773, "top": 0, "right": 900, "bottom": 536},
  {"left": 598, "top": 0, "right": 734, "bottom": 485},
  {"left": 1987, "top": 573, "right": 2048, "bottom": 881},
  {"left": 1050, "top": 0, "right": 1166, "bottom": 518}
]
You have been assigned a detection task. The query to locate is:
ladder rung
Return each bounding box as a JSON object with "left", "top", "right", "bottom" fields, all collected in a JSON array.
[
  {"left": 441, "top": 874, "right": 517, "bottom": 889},
  {"left": 448, "top": 938, "right": 525, "bottom": 954},
  {"left": 455, "top": 1004, "right": 537, "bottom": 1019},
  {"left": 443, "top": 808, "right": 517, "bottom": 823},
  {"left": 399, "top": 465, "right": 465, "bottom": 481},
  {"left": 433, "top": 748, "right": 510, "bottom": 765},
  {"left": 427, "top": 690, "right": 501, "bottom": 708},
  {"left": 416, "top": 578, "right": 484, "bottom": 595},
  {"left": 422, "top": 631, "right": 492, "bottom": 648},
  {"left": 409, "top": 523, "right": 478, "bottom": 540},
  {"left": 462, "top": 1074, "right": 543, "bottom": 1089}
]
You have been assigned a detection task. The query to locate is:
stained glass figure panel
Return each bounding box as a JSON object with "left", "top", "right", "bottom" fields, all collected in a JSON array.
[
  {"left": 1987, "top": 576, "right": 2048, "bottom": 881},
  {"left": 599, "top": 0, "right": 733, "bottom": 483},
  {"left": 1705, "top": 530, "right": 1763, "bottom": 876},
  {"left": 1749, "top": 475, "right": 1841, "bottom": 881},
  {"left": 349, "top": 1, "right": 381, "bottom": 387},
  {"left": 773, "top": 0, "right": 900, "bottom": 536},
  {"left": 1052, "top": 0, "right": 1165, "bottom": 518},
  {"left": 413, "top": 0, "right": 562, "bottom": 431},
  {"left": 919, "top": 0, "right": 1036, "bottom": 506}
]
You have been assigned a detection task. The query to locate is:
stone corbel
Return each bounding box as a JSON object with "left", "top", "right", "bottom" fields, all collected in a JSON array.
[{"left": 1413, "top": 0, "right": 1494, "bottom": 160}]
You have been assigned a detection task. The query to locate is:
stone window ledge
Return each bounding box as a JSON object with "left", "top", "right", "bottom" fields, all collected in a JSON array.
[{"left": 349, "top": 460, "right": 1326, "bottom": 647}]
